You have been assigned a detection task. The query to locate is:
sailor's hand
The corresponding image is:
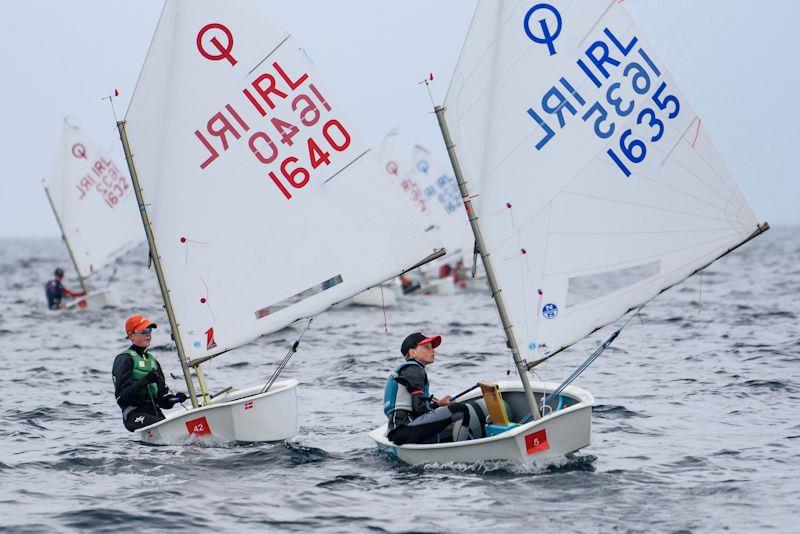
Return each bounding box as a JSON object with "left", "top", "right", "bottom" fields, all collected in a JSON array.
[
  {"left": 173, "top": 392, "right": 188, "bottom": 403},
  {"left": 145, "top": 370, "right": 159, "bottom": 383},
  {"left": 435, "top": 395, "right": 453, "bottom": 407}
]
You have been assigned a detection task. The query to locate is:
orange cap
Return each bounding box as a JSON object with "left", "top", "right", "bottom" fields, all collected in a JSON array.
[{"left": 125, "top": 315, "right": 157, "bottom": 334}]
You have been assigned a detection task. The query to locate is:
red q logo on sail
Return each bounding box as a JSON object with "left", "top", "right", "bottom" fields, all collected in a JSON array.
[
  {"left": 71, "top": 143, "right": 87, "bottom": 159},
  {"left": 196, "top": 23, "right": 237, "bottom": 66}
]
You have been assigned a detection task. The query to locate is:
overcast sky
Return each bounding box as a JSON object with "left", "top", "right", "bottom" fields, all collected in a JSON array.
[{"left": 1, "top": 0, "right": 797, "bottom": 238}]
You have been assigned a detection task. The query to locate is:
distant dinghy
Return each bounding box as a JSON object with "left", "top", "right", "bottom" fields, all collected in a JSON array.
[
  {"left": 43, "top": 119, "right": 143, "bottom": 309},
  {"left": 371, "top": 0, "right": 768, "bottom": 466},
  {"left": 118, "top": 0, "right": 444, "bottom": 444}
]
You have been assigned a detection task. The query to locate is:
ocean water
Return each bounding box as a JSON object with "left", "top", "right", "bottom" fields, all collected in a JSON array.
[{"left": 0, "top": 228, "right": 798, "bottom": 533}]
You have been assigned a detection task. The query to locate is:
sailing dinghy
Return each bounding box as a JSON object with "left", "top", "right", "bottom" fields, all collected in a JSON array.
[
  {"left": 379, "top": 133, "right": 464, "bottom": 296},
  {"left": 117, "top": 0, "right": 443, "bottom": 444},
  {"left": 371, "top": 0, "right": 768, "bottom": 466},
  {"left": 43, "top": 119, "right": 143, "bottom": 309}
]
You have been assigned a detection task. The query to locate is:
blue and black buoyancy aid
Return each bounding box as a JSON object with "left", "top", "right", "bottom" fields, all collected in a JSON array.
[{"left": 383, "top": 360, "right": 430, "bottom": 417}]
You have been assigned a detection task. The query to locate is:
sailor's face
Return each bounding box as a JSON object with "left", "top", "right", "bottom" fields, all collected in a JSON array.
[
  {"left": 411, "top": 342, "right": 435, "bottom": 366},
  {"left": 128, "top": 328, "right": 153, "bottom": 348}
]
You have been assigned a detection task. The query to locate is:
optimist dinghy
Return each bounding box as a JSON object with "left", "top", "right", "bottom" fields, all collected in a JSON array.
[
  {"left": 43, "top": 119, "right": 143, "bottom": 309},
  {"left": 371, "top": 381, "right": 593, "bottom": 466},
  {"left": 371, "top": 0, "right": 767, "bottom": 465},
  {"left": 117, "top": 0, "right": 443, "bottom": 444}
]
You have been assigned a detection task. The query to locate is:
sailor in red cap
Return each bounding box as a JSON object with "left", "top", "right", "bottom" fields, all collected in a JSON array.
[
  {"left": 382, "top": 332, "right": 471, "bottom": 445},
  {"left": 111, "top": 315, "right": 188, "bottom": 432}
]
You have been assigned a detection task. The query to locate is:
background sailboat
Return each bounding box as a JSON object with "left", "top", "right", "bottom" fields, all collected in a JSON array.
[
  {"left": 43, "top": 118, "right": 143, "bottom": 309},
  {"left": 378, "top": 132, "right": 473, "bottom": 295},
  {"left": 372, "top": 0, "right": 767, "bottom": 465},
  {"left": 118, "top": 0, "right": 443, "bottom": 443}
]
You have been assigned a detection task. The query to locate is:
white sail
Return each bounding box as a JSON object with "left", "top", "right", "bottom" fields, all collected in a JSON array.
[
  {"left": 444, "top": 0, "right": 761, "bottom": 358},
  {"left": 408, "top": 144, "right": 474, "bottom": 260},
  {"left": 124, "top": 0, "right": 441, "bottom": 361},
  {"left": 45, "top": 120, "right": 143, "bottom": 278},
  {"left": 379, "top": 133, "right": 472, "bottom": 262},
  {"left": 378, "top": 130, "right": 432, "bottom": 218}
]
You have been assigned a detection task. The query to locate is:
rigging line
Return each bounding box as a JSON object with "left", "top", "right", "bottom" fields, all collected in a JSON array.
[
  {"left": 533, "top": 204, "right": 554, "bottom": 346},
  {"left": 548, "top": 227, "right": 736, "bottom": 236},
  {"left": 650, "top": 116, "right": 748, "bottom": 211},
  {"left": 523, "top": 316, "right": 630, "bottom": 424},
  {"left": 660, "top": 115, "right": 698, "bottom": 164},
  {"left": 557, "top": 191, "right": 739, "bottom": 224},
  {"left": 544, "top": 229, "right": 741, "bottom": 277},
  {"left": 248, "top": 34, "right": 291, "bottom": 75},
  {"left": 532, "top": 222, "right": 766, "bottom": 360},
  {"left": 652, "top": 122, "right": 748, "bottom": 211},
  {"left": 527, "top": 304, "right": 644, "bottom": 414},
  {"left": 260, "top": 317, "right": 313, "bottom": 394},
  {"left": 698, "top": 270, "right": 703, "bottom": 314},
  {"left": 481, "top": 119, "right": 733, "bottom": 256},
  {"left": 687, "top": 141, "right": 753, "bottom": 214},
  {"left": 619, "top": 157, "right": 736, "bottom": 216},
  {"left": 322, "top": 149, "right": 370, "bottom": 184},
  {"left": 380, "top": 283, "right": 388, "bottom": 334}
]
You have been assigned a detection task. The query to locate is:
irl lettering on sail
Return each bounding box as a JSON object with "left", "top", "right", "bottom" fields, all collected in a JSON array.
[
  {"left": 525, "top": 21, "right": 682, "bottom": 178},
  {"left": 193, "top": 23, "right": 356, "bottom": 201}
]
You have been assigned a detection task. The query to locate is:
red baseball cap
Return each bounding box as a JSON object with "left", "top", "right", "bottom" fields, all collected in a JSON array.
[
  {"left": 125, "top": 315, "right": 157, "bottom": 334},
  {"left": 401, "top": 332, "right": 442, "bottom": 356}
]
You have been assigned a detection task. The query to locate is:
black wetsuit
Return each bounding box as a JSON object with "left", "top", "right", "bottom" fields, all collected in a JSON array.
[
  {"left": 387, "top": 362, "right": 470, "bottom": 445},
  {"left": 44, "top": 279, "right": 64, "bottom": 310},
  {"left": 112, "top": 345, "right": 178, "bottom": 431}
]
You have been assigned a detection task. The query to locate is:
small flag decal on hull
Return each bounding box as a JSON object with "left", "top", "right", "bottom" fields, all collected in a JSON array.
[
  {"left": 525, "top": 429, "right": 549, "bottom": 454},
  {"left": 185, "top": 416, "right": 212, "bottom": 436},
  {"left": 244, "top": 401, "right": 254, "bottom": 410}
]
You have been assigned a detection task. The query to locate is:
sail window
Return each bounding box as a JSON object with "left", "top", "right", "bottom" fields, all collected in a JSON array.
[
  {"left": 566, "top": 261, "right": 661, "bottom": 308},
  {"left": 255, "top": 274, "right": 343, "bottom": 318}
]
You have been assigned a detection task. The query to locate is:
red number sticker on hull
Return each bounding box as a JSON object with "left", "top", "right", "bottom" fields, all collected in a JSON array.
[
  {"left": 525, "top": 429, "right": 550, "bottom": 454},
  {"left": 185, "top": 416, "right": 212, "bottom": 436}
]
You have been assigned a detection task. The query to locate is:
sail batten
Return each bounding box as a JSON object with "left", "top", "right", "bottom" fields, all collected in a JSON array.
[{"left": 444, "top": 0, "right": 764, "bottom": 361}]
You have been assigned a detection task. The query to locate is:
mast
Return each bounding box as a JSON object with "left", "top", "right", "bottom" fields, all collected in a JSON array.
[
  {"left": 434, "top": 105, "right": 542, "bottom": 421},
  {"left": 116, "top": 120, "right": 200, "bottom": 409},
  {"left": 43, "top": 182, "right": 88, "bottom": 294}
]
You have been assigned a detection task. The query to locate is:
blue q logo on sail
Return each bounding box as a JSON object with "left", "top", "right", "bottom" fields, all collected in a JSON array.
[
  {"left": 542, "top": 303, "right": 559, "bottom": 319},
  {"left": 523, "top": 3, "right": 563, "bottom": 56}
]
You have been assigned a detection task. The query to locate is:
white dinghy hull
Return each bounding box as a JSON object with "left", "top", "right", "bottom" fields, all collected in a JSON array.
[
  {"left": 134, "top": 379, "right": 298, "bottom": 444},
  {"left": 370, "top": 381, "right": 593, "bottom": 466},
  {"left": 349, "top": 286, "right": 398, "bottom": 307},
  {"left": 65, "top": 287, "right": 120, "bottom": 310},
  {"left": 421, "top": 277, "right": 455, "bottom": 296}
]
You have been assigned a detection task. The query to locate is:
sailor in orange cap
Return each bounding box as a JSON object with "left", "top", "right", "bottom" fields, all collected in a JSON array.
[{"left": 111, "top": 315, "right": 188, "bottom": 432}]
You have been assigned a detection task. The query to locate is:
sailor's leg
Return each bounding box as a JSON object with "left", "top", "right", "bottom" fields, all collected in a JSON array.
[
  {"left": 123, "top": 409, "right": 164, "bottom": 432},
  {"left": 388, "top": 406, "right": 455, "bottom": 445},
  {"left": 389, "top": 405, "right": 472, "bottom": 445},
  {"left": 449, "top": 403, "right": 471, "bottom": 442}
]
